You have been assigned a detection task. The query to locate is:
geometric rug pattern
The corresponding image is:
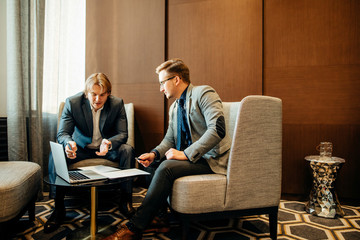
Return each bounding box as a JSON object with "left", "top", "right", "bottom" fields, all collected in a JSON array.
[{"left": 5, "top": 187, "right": 360, "bottom": 240}]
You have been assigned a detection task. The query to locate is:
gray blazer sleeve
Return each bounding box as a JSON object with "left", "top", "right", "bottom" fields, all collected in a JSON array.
[
  {"left": 183, "top": 86, "right": 226, "bottom": 162},
  {"left": 154, "top": 85, "right": 227, "bottom": 163}
]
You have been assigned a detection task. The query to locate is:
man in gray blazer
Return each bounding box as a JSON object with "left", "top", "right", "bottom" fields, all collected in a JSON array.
[
  {"left": 45, "top": 73, "right": 135, "bottom": 233},
  {"left": 104, "top": 59, "right": 230, "bottom": 240}
]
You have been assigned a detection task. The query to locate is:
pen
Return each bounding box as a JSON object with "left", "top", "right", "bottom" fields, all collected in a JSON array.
[{"left": 67, "top": 143, "right": 72, "bottom": 150}]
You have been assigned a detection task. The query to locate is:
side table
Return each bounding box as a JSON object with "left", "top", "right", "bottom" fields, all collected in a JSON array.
[{"left": 305, "top": 155, "right": 345, "bottom": 218}]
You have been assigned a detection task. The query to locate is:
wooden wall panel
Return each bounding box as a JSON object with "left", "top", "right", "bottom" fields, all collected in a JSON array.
[
  {"left": 86, "top": 0, "right": 165, "bottom": 154},
  {"left": 85, "top": 0, "right": 360, "bottom": 202},
  {"left": 168, "top": 0, "right": 263, "bottom": 103},
  {"left": 266, "top": 65, "right": 360, "bottom": 124},
  {"left": 265, "top": 0, "right": 360, "bottom": 200}
]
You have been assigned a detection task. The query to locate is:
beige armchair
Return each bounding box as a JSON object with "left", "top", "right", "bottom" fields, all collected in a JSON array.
[
  {"left": 169, "top": 95, "right": 282, "bottom": 240},
  {"left": 57, "top": 101, "right": 135, "bottom": 170},
  {"left": 0, "top": 161, "right": 41, "bottom": 237}
]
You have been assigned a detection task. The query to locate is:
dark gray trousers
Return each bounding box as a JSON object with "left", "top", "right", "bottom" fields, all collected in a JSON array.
[{"left": 130, "top": 158, "right": 213, "bottom": 231}]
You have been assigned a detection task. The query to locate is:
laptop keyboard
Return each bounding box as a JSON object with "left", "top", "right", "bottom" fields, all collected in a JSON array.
[{"left": 69, "top": 171, "right": 90, "bottom": 180}]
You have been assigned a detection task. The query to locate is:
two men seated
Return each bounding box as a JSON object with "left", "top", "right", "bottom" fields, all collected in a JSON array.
[{"left": 46, "top": 59, "right": 230, "bottom": 240}]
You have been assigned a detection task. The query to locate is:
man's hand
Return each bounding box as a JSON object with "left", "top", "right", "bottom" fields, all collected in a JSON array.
[
  {"left": 136, "top": 152, "right": 156, "bottom": 168},
  {"left": 96, "top": 139, "right": 112, "bottom": 156},
  {"left": 65, "top": 141, "right": 77, "bottom": 159},
  {"left": 165, "top": 148, "right": 188, "bottom": 160}
]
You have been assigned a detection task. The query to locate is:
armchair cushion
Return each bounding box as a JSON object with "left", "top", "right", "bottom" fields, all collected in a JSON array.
[
  {"left": 171, "top": 174, "right": 227, "bottom": 214},
  {"left": 0, "top": 161, "right": 41, "bottom": 222}
]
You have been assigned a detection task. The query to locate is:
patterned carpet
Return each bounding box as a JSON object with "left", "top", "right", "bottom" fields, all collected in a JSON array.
[{"left": 4, "top": 187, "right": 360, "bottom": 240}]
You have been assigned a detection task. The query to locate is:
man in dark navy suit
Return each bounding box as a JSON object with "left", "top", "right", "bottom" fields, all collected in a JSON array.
[{"left": 45, "top": 73, "right": 135, "bottom": 233}]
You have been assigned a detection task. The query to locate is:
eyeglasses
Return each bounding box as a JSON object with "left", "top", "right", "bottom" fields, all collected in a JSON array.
[{"left": 159, "top": 76, "right": 176, "bottom": 87}]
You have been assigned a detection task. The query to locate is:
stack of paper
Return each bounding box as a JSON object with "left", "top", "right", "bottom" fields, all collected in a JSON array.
[{"left": 78, "top": 165, "right": 150, "bottom": 179}]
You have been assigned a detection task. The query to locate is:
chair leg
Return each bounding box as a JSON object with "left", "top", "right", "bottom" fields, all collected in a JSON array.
[
  {"left": 269, "top": 207, "right": 278, "bottom": 240},
  {"left": 181, "top": 220, "right": 190, "bottom": 240},
  {"left": 0, "top": 223, "right": 6, "bottom": 239},
  {"left": 28, "top": 196, "right": 36, "bottom": 222}
]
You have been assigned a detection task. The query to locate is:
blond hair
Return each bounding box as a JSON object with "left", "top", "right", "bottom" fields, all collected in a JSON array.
[{"left": 84, "top": 73, "right": 112, "bottom": 95}]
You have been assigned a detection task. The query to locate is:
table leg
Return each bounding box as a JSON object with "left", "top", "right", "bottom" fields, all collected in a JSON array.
[
  {"left": 66, "top": 185, "right": 117, "bottom": 239},
  {"left": 91, "top": 186, "right": 98, "bottom": 238}
]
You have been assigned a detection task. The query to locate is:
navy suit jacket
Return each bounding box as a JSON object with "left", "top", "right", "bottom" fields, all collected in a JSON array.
[{"left": 57, "top": 92, "right": 128, "bottom": 150}]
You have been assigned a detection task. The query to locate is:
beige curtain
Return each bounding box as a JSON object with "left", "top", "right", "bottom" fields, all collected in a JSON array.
[
  {"left": 7, "top": 0, "right": 85, "bottom": 182},
  {"left": 7, "top": 0, "right": 45, "bottom": 167},
  {"left": 42, "top": 0, "right": 86, "bottom": 115}
]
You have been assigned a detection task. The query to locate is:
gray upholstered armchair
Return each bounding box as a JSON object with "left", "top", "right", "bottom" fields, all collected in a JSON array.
[
  {"left": 0, "top": 161, "right": 41, "bottom": 237},
  {"left": 169, "top": 95, "right": 282, "bottom": 240},
  {"left": 57, "top": 101, "right": 135, "bottom": 170}
]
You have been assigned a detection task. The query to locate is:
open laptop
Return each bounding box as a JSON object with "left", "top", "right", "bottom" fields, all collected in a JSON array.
[{"left": 50, "top": 141, "right": 108, "bottom": 184}]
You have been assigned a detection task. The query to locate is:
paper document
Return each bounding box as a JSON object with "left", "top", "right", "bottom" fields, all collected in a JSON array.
[
  {"left": 78, "top": 165, "right": 150, "bottom": 179},
  {"left": 78, "top": 165, "right": 119, "bottom": 174},
  {"left": 101, "top": 168, "right": 150, "bottom": 179}
]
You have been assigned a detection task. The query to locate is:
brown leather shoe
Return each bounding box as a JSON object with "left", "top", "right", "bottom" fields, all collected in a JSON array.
[
  {"left": 144, "top": 216, "right": 170, "bottom": 233},
  {"left": 102, "top": 224, "right": 142, "bottom": 240}
]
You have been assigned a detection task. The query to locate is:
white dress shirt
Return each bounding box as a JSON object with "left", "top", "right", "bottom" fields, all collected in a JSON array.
[{"left": 87, "top": 106, "right": 103, "bottom": 149}]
